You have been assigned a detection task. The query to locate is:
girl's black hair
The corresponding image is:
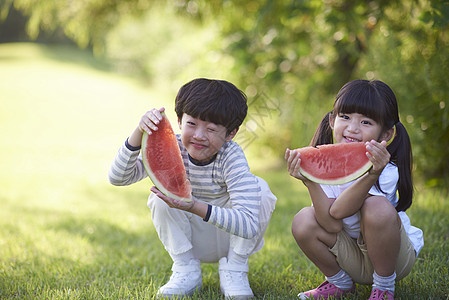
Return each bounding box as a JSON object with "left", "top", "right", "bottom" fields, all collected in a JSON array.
[
  {"left": 310, "top": 79, "right": 413, "bottom": 212},
  {"left": 175, "top": 78, "right": 248, "bottom": 135}
]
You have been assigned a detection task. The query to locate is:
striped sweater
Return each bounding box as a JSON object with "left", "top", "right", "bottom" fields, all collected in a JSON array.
[{"left": 108, "top": 135, "right": 261, "bottom": 239}]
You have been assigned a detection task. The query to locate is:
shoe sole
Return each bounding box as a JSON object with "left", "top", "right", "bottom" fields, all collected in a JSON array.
[
  {"left": 157, "top": 283, "right": 202, "bottom": 299},
  {"left": 220, "top": 287, "right": 254, "bottom": 300},
  {"left": 222, "top": 295, "right": 254, "bottom": 300}
]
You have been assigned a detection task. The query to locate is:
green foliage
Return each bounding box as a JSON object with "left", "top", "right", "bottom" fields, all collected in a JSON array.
[
  {"left": 357, "top": 1, "right": 449, "bottom": 187},
  {"left": 420, "top": 0, "right": 449, "bottom": 28},
  {"left": 3, "top": 0, "right": 449, "bottom": 187},
  {"left": 1, "top": 42, "right": 448, "bottom": 300},
  {"left": 0, "top": 43, "right": 446, "bottom": 299},
  {"left": 3, "top": 0, "right": 160, "bottom": 53},
  {"left": 103, "top": 5, "right": 233, "bottom": 87},
  {"left": 200, "top": 0, "right": 449, "bottom": 187}
]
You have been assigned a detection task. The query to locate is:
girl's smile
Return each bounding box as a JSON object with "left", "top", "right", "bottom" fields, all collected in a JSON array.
[{"left": 331, "top": 112, "right": 385, "bottom": 144}]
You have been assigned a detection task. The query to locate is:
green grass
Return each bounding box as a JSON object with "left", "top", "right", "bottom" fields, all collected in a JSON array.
[{"left": 1, "top": 43, "right": 448, "bottom": 299}]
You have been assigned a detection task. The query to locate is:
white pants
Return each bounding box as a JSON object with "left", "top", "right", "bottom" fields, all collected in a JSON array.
[{"left": 147, "top": 177, "right": 277, "bottom": 263}]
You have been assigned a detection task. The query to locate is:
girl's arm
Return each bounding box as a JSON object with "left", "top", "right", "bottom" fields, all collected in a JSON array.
[
  {"left": 286, "top": 148, "right": 342, "bottom": 233},
  {"left": 329, "top": 140, "right": 390, "bottom": 219}
]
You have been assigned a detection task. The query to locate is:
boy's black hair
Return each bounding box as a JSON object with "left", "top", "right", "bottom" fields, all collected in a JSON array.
[
  {"left": 310, "top": 79, "right": 413, "bottom": 212},
  {"left": 175, "top": 78, "right": 248, "bottom": 135}
]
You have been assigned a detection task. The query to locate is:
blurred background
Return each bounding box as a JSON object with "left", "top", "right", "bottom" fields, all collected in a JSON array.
[
  {"left": 1, "top": 1, "right": 448, "bottom": 298},
  {"left": 1, "top": 0, "right": 448, "bottom": 189}
]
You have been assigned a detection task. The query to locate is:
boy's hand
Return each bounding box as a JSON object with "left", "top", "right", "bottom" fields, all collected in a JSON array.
[
  {"left": 150, "top": 186, "right": 195, "bottom": 211},
  {"left": 365, "top": 140, "right": 390, "bottom": 176},
  {"left": 127, "top": 107, "right": 165, "bottom": 148},
  {"left": 285, "top": 148, "right": 310, "bottom": 182},
  {"left": 138, "top": 107, "right": 165, "bottom": 134}
]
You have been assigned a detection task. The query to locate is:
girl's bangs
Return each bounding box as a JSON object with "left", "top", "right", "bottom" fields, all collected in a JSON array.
[{"left": 334, "top": 86, "right": 384, "bottom": 124}]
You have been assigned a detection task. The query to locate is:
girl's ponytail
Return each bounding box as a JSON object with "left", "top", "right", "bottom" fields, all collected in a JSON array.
[
  {"left": 310, "top": 112, "right": 333, "bottom": 147},
  {"left": 388, "top": 121, "right": 413, "bottom": 211}
]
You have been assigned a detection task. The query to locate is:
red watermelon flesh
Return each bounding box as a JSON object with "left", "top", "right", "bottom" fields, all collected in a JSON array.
[
  {"left": 141, "top": 113, "right": 192, "bottom": 202},
  {"left": 298, "top": 142, "right": 372, "bottom": 185}
]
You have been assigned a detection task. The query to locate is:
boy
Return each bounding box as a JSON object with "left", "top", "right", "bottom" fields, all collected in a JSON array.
[{"left": 108, "top": 78, "right": 277, "bottom": 299}]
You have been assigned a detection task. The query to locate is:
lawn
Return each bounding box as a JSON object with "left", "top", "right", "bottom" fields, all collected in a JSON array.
[{"left": 0, "top": 43, "right": 447, "bottom": 299}]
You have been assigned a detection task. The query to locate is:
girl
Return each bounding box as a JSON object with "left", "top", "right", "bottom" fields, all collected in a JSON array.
[{"left": 285, "top": 80, "right": 423, "bottom": 300}]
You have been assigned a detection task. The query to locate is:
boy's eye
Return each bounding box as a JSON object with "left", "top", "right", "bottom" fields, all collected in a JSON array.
[
  {"left": 207, "top": 127, "right": 218, "bottom": 133},
  {"left": 187, "top": 121, "right": 196, "bottom": 126}
]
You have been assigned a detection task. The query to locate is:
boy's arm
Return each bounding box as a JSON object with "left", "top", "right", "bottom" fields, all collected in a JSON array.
[
  {"left": 150, "top": 186, "right": 209, "bottom": 219},
  {"left": 109, "top": 108, "right": 165, "bottom": 186},
  {"left": 207, "top": 146, "right": 261, "bottom": 239},
  {"left": 127, "top": 127, "right": 144, "bottom": 148},
  {"left": 155, "top": 149, "right": 261, "bottom": 239},
  {"left": 128, "top": 107, "right": 165, "bottom": 148},
  {"left": 108, "top": 141, "right": 147, "bottom": 186}
]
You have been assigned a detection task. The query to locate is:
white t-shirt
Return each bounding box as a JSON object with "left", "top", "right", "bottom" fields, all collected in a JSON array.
[{"left": 321, "top": 163, "right": 424, "bottom": 256}]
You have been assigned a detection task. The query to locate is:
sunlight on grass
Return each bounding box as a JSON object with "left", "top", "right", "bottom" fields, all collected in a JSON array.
[
  {"left": 0, "top": 43, "right": 171, "bottom": 199},
  {"left": 0, "top": 43, "right": 172, "bottom": 298},
  {"left": 1, "top": 43, "right": 448, "bottom": 299}
]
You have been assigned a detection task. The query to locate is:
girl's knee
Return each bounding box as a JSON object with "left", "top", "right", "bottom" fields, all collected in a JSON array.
[
  {"left": 292, "top": 207, "right": 318, "bottom": 240},
  {"left": 361, "top": 196, "right": 400, "bottom": 229}
]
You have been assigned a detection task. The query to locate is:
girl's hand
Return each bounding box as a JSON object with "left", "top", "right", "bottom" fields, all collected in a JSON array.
[
  {"left": 365, "top": 140, "right": 390, "bottom": 176},
  {"left": 150, "top": 186, "right": 195, "bottom": 211},
  {"left": 285, "top": 148, "right": 310, "bottom": 182},
  {"left": 138, "top": 107, "right": 165, "bottom": 135}
]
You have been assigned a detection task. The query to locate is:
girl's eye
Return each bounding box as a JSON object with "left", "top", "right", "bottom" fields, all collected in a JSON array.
[
  {"left": 339, "top": 114, "right": 349, "bottom": 120},
  {"left": 362, "top": 118, "right": 376, "bottom": 125}
]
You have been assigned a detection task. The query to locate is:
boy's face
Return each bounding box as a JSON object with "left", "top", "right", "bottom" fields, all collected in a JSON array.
[{"left": 178, "top": 113, "right": 237, "bottom": 163}]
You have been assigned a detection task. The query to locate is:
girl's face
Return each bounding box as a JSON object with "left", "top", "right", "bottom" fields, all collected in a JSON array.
[
  {"left": 331, "top": 112, "right": 391, "bottom": 144},
  {"left": 179, "top": 113, "right": 236, "bottom": 163}
]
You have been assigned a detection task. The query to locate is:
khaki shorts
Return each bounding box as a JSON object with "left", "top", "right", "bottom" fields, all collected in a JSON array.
[{"left": 329, "top": 223, "right": 416, "bottom": 284}]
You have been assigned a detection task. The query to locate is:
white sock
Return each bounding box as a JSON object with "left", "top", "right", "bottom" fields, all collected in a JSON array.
[
  {"left": 170, "top": 249, "right": 195, "bottom": 266},
  {"left": 372, "top": 271, "right": 396, "bottom": 292},
  {"left": 227, "top": 248, "right": 248, "bottom": 265},
  {"left": 325, "top": 269, "right": 354, "bottom": 290}
]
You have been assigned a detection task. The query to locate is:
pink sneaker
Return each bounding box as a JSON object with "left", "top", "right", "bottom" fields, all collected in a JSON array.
[
  {"left": 369, "top": 288, "right": 394, "bottom": 300},
  {"left": 298, "top": 280, "right": 356, "bottom": 299}
]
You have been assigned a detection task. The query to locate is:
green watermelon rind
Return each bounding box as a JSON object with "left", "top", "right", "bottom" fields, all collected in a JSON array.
[
  {"left": 141, "top": 114, "right": 192, "bottom": 203},
  {"left": 299, "top": 160, "right": 372, "bottom": 185},
  {"left": 298, "top": 143, "right": 373, "bottom": 185}
]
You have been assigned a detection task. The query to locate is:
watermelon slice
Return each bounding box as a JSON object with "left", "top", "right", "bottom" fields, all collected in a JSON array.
[
  {"left": 141, "top": 112, "right": 192, "bottom": 202},
  {"left": 298, "top": 142, "right": 372, "bottom": 185}
]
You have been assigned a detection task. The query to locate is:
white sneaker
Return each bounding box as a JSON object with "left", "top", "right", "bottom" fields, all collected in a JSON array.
[
  {"left": 219, "top": 257, "right": 254, "bottom": 300},
  {"left": 157, "top": 259, "right": 202, "bottom": 299}
]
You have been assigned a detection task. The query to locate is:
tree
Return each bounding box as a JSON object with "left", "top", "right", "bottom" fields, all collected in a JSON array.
[{"left": 3, "top": 0, "right": 449, "bottom": 187}]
